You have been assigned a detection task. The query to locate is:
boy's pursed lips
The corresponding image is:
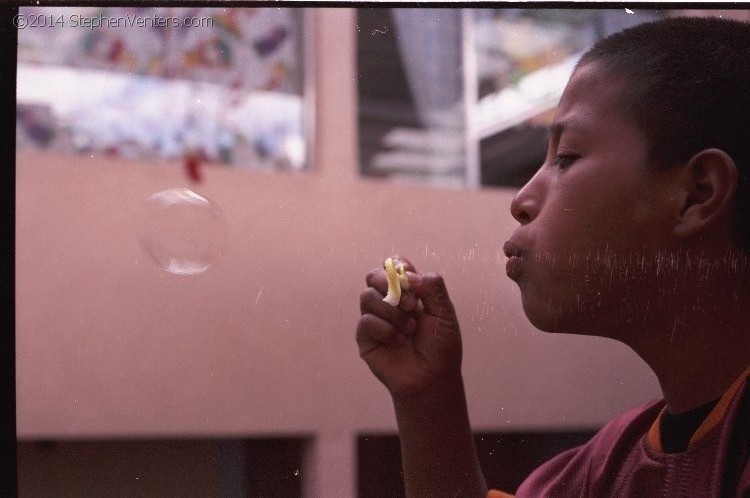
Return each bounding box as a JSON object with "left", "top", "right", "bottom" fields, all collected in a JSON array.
[{"left": 503, "top": 239, "right": 525, "bottom": 279}]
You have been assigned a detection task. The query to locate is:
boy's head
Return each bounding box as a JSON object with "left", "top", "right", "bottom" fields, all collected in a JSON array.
[
  {"left": 506, "top": 16, "right": 750, "bottom": 338},
  {"left": 577, "top": 16, "right": 750, "bottom": 252}
]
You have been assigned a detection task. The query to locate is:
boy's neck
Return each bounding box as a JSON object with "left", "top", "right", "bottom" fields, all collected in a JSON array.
[
  {"left": 631, "top": 292, "right": 750, "bottom": 414},
  {"left": 656, "top": 359, "right": 749, "bottom": 414}
]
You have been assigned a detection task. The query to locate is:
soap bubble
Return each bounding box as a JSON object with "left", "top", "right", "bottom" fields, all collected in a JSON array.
[{"left": 139, "top": 188, "right": 227, "bottom": 275}]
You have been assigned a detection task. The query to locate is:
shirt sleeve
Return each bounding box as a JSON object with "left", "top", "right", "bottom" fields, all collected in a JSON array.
[
  {"left": 485, "top": 446, "right": 584, "bottom": 498},
  {"left": 514, "top": 446, "right": 589, "bottom": 497}
]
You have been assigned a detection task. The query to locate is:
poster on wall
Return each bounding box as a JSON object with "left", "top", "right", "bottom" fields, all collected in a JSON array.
[{"left": 16, "top": 7, "right": 309, "bottom": 171}]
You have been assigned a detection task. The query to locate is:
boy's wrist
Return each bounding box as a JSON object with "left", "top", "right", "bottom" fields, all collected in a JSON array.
[
  {"left": 391, "top": 374, "right": 467, "bottom": 415},
  {"left": 391, "top": 373, "right": 486, "bottom": 498}
]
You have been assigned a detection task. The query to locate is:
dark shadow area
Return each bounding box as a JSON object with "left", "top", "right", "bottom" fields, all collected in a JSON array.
[
  {"left": 357, "top": 430, "right": 598, "bottom": 497},
  {"left": 17, "top": 437, "right": 310, "bottom": 498}
]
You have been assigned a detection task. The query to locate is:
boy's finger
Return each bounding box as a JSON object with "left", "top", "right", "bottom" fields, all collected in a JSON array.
[
  {"left": 360, "top": 287, "right": 415, "bottom": 334},
  {"left": 390, "top": 255, "right": 418, "bottom": 274},
  {"left": 408, "top": 272, "right": 457, "bottom": 320},
  {"left": 365, "top": 256, "right": 418, "bottom": 285},
  {"left": 365, "top": 267, "right": 388, "bottom": 294},
  {"left": 366, "top": 257, "right": 421, "bottom": 311},
  {"left": 356, "top": 314, "right": 401, "bottom": 348},
  {"left": 398, "top": 291, "right": 419, "bottom": 313},
  {"left": 365, "top": 267, "right": 420, "bottom": 312}
]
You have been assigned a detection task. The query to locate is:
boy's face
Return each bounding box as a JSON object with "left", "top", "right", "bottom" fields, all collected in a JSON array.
[{"left": 506, "top": 62, "right": 681, "bottom": 336}]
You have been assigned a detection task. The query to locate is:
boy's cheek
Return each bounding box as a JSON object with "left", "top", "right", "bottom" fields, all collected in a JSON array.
[
  {"left": 524, "top": 245, "right": 616, "bottom": 295},
  {"left": 518, "top": 270, "right": 615, "bottom": 334},
  {"left": 517, "top": 284, "right": 579, "bottom": 333}
]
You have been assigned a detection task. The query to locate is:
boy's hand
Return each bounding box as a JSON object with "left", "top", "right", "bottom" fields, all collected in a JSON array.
[{"left": 357, "top": 256, "right": 463, "bottom": 399}]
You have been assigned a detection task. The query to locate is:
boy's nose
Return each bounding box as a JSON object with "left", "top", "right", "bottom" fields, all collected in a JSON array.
[{"left": 510, "top": 169, "right": 544, "bottom": 225}]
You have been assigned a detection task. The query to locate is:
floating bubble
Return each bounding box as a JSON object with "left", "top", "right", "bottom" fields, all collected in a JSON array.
[{"left": 139, "top": 188, "right": 227, "bottom": 275}]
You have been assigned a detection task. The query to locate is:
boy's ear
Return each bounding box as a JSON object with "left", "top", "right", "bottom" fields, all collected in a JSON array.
[{"left": 673, "top": 148, "right": 738, "bottom": 239}]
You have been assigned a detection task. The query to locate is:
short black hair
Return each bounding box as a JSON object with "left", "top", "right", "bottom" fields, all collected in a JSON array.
[{"left": 578, "top": 16, "right": 750, "bottom": 252}]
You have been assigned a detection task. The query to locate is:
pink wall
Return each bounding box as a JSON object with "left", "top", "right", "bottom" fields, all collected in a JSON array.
[
  {"left": 15, "top": 146, "right": 658, "bottom": 438},
  {"left": 16, "top": 9, "right": 660, "bottom": 497}
]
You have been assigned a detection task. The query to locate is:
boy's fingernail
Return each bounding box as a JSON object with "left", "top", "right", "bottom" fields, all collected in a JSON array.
[{"left": 405, "top": 272, "right": 422, "bottom": 289}]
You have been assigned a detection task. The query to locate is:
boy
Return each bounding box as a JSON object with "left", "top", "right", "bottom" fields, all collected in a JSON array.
[{"left": 356, "top": 17, "right": 750, "bottom": 497}]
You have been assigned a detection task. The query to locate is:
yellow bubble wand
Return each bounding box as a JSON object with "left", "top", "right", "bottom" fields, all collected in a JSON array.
[{"left": 383, "top": 257, "right": 410, "bottom": 306}]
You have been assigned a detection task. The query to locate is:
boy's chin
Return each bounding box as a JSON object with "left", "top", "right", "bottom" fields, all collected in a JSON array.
[
  {"left": 525, "top": 315, "right": 573, "bottom": 334},
  {"left": 521, "top": 304, "right": 565, "bottom": 333},
  {"left": 521, "top": 300, "right": 601, "bottom": 336}
]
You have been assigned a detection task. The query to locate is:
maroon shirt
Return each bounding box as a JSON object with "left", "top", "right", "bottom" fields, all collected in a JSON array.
[{"left": 489, "top": 367, "right": 750, "bottom": 497}]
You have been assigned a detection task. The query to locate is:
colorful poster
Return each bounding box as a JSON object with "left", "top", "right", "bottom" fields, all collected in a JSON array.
[{"left": 17, "top": 7, "right": 307, "bottom": 171}]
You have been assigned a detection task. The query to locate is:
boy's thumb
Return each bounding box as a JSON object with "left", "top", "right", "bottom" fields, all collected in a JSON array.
[{"left": 409, "top": 272, "right": 456, "bottom": 320}]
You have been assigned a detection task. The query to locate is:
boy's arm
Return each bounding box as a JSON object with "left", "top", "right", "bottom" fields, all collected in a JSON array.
[
  {"left": 393, "top": 377, "right": 487, "bottom": 498},
  {"left": 357, "top": 258, "right": 488, "bottom": 498}
]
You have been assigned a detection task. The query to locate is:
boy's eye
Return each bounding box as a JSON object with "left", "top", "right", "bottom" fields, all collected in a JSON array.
[{"left": 552, "top": 155, "right": 578, "bottom": 170}]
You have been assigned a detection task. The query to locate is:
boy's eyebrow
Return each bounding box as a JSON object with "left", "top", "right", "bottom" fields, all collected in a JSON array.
[{"left": 546, "top": 118, "right": 587, "bottom": 145}]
